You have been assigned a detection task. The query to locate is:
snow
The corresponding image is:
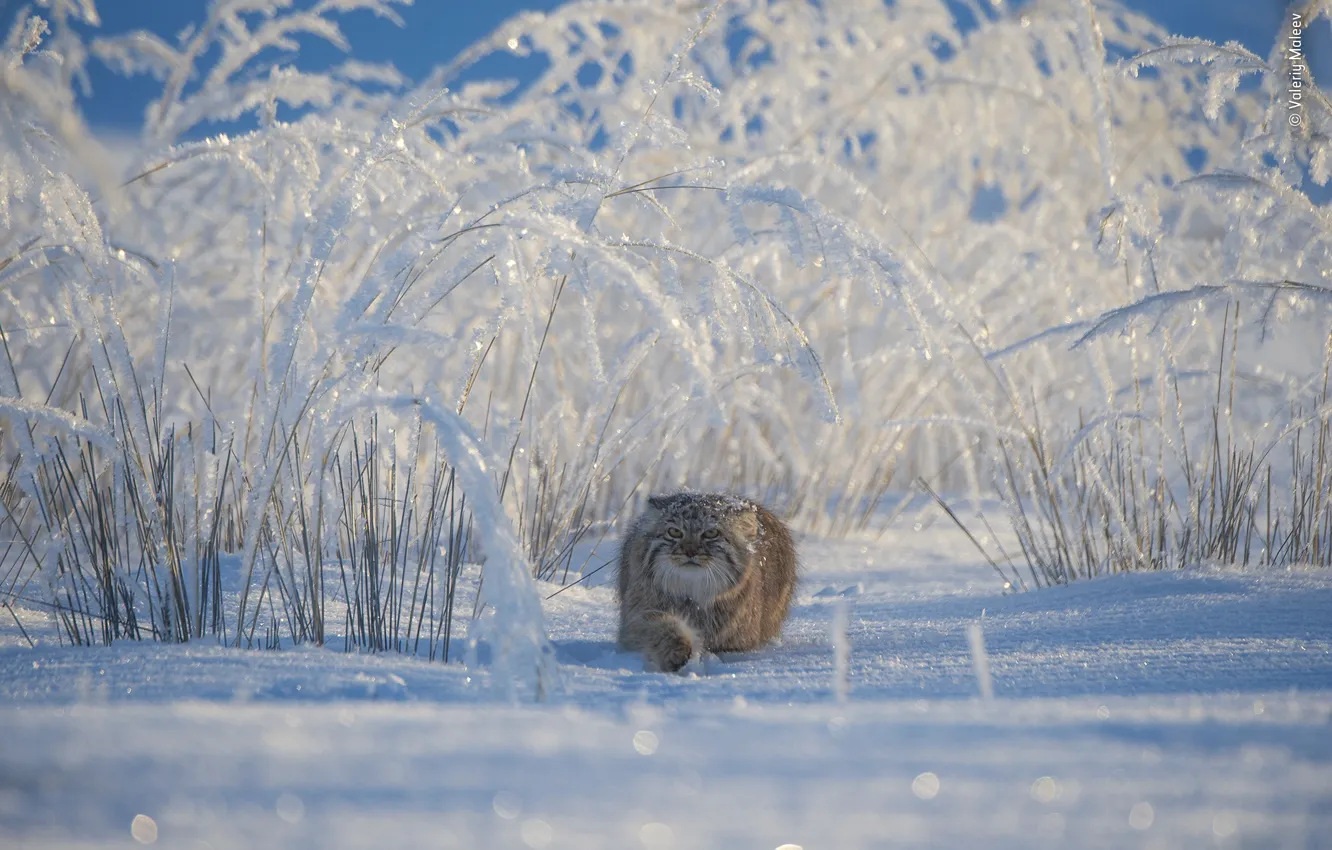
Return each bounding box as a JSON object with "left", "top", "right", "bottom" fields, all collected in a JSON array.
[{"left": 3, "top": 523, "right": 1330, "bottom": 848}]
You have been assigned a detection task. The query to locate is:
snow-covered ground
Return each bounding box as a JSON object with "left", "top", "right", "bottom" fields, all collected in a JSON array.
[{"left": 4, "top": 521, "right": 1330, "bottom": 849}]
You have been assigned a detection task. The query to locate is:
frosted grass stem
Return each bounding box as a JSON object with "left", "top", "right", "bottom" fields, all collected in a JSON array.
[
  {"left": 831, "top": 599, "right": 850, "bottom": 704},
  {"left": 966, "top": 620, "right": 994, "bottom": 701}
]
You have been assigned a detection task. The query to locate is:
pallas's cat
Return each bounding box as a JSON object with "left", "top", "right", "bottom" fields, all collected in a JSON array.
[{"left": 616, "top": 492, "right": 797, "bottom": 672}]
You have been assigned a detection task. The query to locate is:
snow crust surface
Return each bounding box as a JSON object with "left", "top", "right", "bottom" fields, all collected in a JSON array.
[{"left": 2, "top": 527, "right": 1330, "bottom": 849}]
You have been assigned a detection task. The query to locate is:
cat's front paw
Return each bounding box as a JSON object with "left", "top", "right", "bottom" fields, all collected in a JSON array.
[{"left": 649, "top": 629, "right": 693, "bottom": 673}]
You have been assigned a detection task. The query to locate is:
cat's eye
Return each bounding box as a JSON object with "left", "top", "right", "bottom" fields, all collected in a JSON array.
[
  {"left": 667, "top": 527, "right": 683, "bottom": 539},
  {"left": 702, "top": 529, "right": 720, "bottom": 539}
]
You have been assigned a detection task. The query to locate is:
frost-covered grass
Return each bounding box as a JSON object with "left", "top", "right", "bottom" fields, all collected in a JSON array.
[
  {"left": 964, "top": 322, "right": 1332, "bottom": 588},
  {"left": 1, "top": 0, "right": 1330, "bottom": 672}
]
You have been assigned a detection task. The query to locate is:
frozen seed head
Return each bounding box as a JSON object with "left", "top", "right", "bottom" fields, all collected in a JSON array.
[{"left": 130, "top": 814, "right": 158, "bottom": 844}]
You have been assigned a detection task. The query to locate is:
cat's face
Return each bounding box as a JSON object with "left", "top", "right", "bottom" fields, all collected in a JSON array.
[{"left": 643, "top": 494, "right": 759, "bottom": 601}]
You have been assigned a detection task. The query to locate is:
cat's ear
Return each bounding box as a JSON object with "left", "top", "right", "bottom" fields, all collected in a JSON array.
[
  {"left": 647, "top": 495, "right": 670, "bottom": 511},
  {"left": 731, "top": 508, "right": 759, "bottom": 540}
]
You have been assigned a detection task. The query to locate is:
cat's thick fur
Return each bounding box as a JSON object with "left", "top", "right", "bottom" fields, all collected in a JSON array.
[{"left": 616, "top": 492, "right": 797, "bottom": 672}]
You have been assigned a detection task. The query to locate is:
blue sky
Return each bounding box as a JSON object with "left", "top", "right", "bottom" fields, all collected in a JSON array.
[
  {"left": 4, "top": 0, "right": 1319, "bottom": 136},
  {"left": 30, "top": 0, "right": 567, "bottom": 135}
]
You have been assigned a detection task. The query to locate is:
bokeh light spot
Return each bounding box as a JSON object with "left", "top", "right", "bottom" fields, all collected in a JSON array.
[
  {"left": 1213, "top": 811, "right": 1238, "bottom": 838},
  {"left": 1129, "top": 801, "right": 1154, "bottom": 830},
  {"left": 521, "top": 818, "right": 552, "bottom": 848},
  {"left": 911, "top": 772, "right": 940, "bottom": 800},
  {"left": 493, "top": 791, "right": 522, "bottom": 820},
  {"left": 130, "top": 814, "right": 158, "bottom": 844},
  {"left": 1030, "top": 775, "right": 1060, "bottom": 804},
  {"left": 639, "top": 821, "right": 673, "bottom": 848},
  {"left": 633, "top": 730, "right": 659, "bottom": 755},
  {"left": 276, "top": 793, "right": 304, "bottom": 824}
]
